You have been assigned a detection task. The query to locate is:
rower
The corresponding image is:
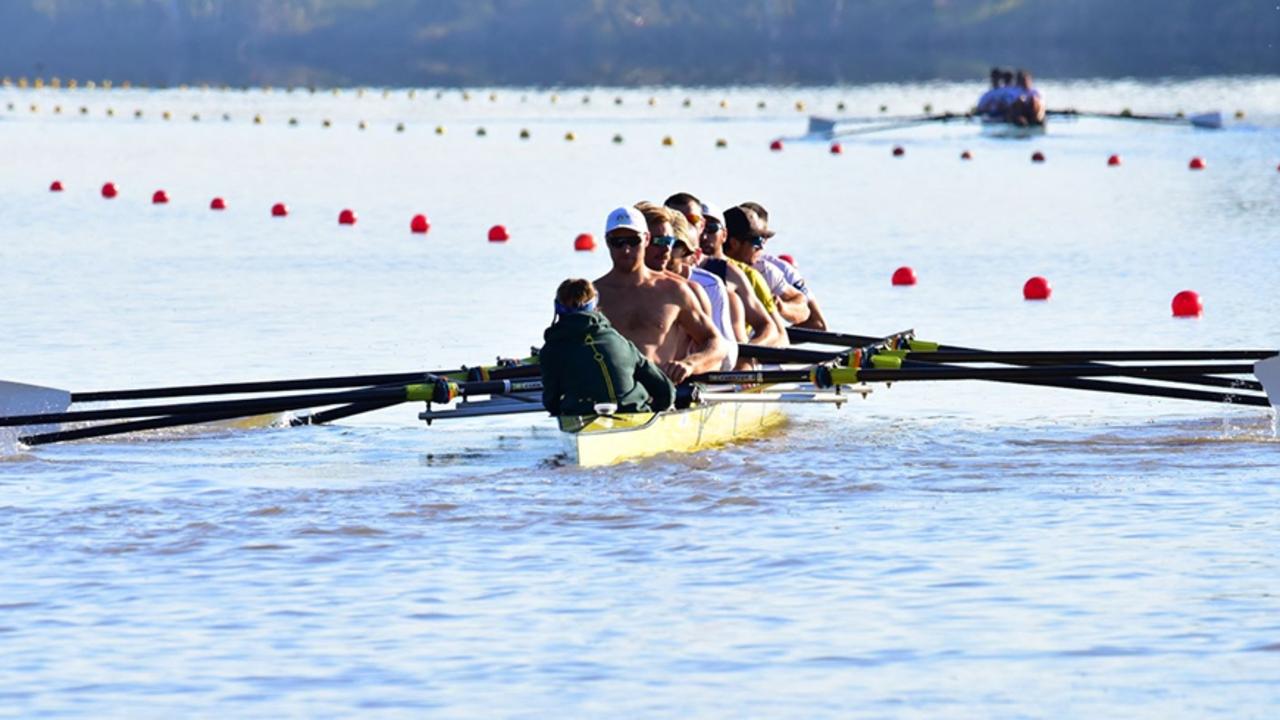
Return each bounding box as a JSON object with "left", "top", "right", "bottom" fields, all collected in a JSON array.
[
  {"left": 694, "top": 201, "right": 786, "bottom": 347},
  {"left": 540, "top": 278, "right": 674, "bottom": 416},
  {"left": 638, "top": 203, "right": 742, "bottom": 370},
  {"left": 976, "top": 66, "right": 1008, "bottom": 117},
  {"left": 722, "top": 206, "right": 811, "bottom": 326},
  {"left": 593, "top": 206, "right": 728, "bottom": 383},
  {"left": 738, "top": 201, "right": 828, "bottom": 330},
  {"left": 1009, "top": 69, "right": 1045, "bottom": 126}
]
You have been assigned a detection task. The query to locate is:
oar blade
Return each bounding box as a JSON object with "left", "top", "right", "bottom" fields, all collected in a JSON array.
[
  {"left": 1, "top": 381, "right": 72, "bottom": 450},
  {"left": 1190, "top": 112, "right": 1223, "bottom": 130},
  {"left": 1254, "top": 357, "right": 1280, "bottom": 409},
  {"left": 807, "top": 116, "right": 837, "bottom": 138}
]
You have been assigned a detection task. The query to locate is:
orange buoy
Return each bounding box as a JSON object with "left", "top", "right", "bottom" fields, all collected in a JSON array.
[
  {"left": 210, "top": 197, "right": 227, "bottom": 210},
  {"left": 1171, "top": 290, "right": 1203, "bottom": 317},
  {"left": 574, "top": 233, "right": 596, "bottom": 251},
  {"left": 488, "top": 225, "right": 510, "bottom": 242},
  {"left": 271, "top": 202, "right": 289, "bottom": 217},
  {"left": 891, "top": 266, "right": 917, "bottom": 286},
  {"left": 152, "top": 190, "right": 169, "bottom": 204},
  {"left": 1023, "top": 276, "right": 1052, "bottom": 301},
  {"left": 101, "top": 182, "right": 118, "bottom": 199},
  {"left": 338, "top": 209, "right": 357, "bottom": 225},
  {"left": 829, "top": 142, "right": 843, "bottom": 155},
  {"left": 49, "top": 180, "right": 64, "bottom": 192},
  {"left": 410, "top": 214, "right": 430, "bottom": 234}
]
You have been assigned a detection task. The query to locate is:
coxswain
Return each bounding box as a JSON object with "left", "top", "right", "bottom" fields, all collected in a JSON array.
[
  {"left": 540, "top": 278, "right": 675, "bottom": 416},
  {"left": 593, "top": 206, "right": 728, "bottom": 383},
  {"left": 738, "top": 201, "right": 828, "bottom": 330},
  {"left": 722, "top": 206, "right": 811, "bottom": 326}
]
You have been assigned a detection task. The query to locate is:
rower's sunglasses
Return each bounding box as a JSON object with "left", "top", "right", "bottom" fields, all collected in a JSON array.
[
  {"left": 702, "top": 221, "right": 722, "bottom": 233},
  {"left": 606, "top": 235, "right": 642, "bottom": 248},
  {"left": 683, "top": 211, "right": 703, "bottom": 225},
  {"left": 740, "top": 235, "right": 767, "bottom": 248},
  {"left": 651, "top": 235, "right": 677, "bottom": 247}
]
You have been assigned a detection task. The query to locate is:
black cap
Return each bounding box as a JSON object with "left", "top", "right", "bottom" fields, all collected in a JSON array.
[{"left": 724, "top": 206, "right": 774, "bottom": 240}]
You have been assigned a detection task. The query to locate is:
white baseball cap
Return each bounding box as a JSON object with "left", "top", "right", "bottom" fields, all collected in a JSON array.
[
  {"left": 604, "top": 206, "right": 647, "bottom": 236},
  {"left": 700, "top": 202, "right": 724, "bottom": 226}
]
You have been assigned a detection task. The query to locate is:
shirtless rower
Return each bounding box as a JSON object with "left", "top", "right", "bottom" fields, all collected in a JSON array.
[
  {"left": 593, "top": 206, "right": 727, "bottom": 384},
  {"left": 664, "top": 193, "right": 785, "bottom": 347},
  {"left": 723, "top": 206, "right": 810, "bottom": 326},
  {"left": 636, "top": 203, "right": 741, "bottom": 370}
]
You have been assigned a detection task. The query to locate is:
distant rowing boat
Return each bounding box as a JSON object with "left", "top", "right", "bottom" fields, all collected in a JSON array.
[{"left": 980, "top": 117, "right": 1047, "bottom": 139}]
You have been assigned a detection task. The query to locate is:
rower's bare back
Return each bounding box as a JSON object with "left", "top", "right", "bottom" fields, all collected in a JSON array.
[{"left": 596, "top": 274, "right": 687, "bottom": 364}]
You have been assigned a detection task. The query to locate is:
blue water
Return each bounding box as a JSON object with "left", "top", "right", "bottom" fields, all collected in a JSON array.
[{"left": 2, "top": 78, "right": 1279, "bottom": 717}]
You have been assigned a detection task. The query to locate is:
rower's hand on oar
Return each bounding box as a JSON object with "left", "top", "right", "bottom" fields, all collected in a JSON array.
[{"left": 663, "top": 360, "right": 696, "bottom": 385}]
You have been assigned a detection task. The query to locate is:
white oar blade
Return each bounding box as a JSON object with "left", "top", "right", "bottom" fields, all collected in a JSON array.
[
  {"left": 0, "top": 381, "right": 72, "bottom": 450},
  {"left": 1254, "top": 357, "right": 1280, "bottom": 410},
  {"left": 807, "top": 116, "right": 836, "bottom": 138},
  {"left": 1190, "top": 111, "right": 1223, "bottom": 129}
]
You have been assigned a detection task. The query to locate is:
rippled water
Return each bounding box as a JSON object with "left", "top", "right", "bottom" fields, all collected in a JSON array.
[{"left": 2, "top": 78, "right": 1279, "bottom": 717}]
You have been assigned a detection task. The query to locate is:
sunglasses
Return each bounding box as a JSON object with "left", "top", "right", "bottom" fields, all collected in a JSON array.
[
  {"left": 606, "top": 235, "right": 642, "bottom": 248},
  {"left": 703, "top": 221, "right": 722, "bottom": 233},
  {"left": 683, "top": 212, "right": 703, "bottom": 225},
  {"left": 651, "top": 235, "right": 677, "bottom": 247},
  {"left": 736, "top": 235, "right": 767, "bottom": 248}
]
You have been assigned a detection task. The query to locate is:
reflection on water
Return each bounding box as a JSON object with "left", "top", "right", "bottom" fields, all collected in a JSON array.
[{"left": 1, "top": 79, "right": 1279, "bottom": 716}]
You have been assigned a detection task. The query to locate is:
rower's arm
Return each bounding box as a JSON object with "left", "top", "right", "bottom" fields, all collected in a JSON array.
[
  {"left": 774, "top": 285, "right": 811, "bottom": 325},
  {"left": 674, "top": 285, "right": 729, "bottom": 376},
  {"left": 634, "top": 356, "right": 675, "bottom": 411},
  {"left": 538, "top": 347, "right": 562, "bottom": 415}
]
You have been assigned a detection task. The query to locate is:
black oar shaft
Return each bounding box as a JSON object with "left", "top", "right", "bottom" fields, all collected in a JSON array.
[
  {"left": 858, "top": 363, "right": 1255, "bottom": 382},
  {"left": 912, "top": 350, "right": 1277, "bottom": 363},
  {"left": 20, "top": 409, "right": 278, "bottom": 446}
]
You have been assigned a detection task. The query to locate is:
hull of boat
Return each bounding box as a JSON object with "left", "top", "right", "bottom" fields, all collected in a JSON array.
[
  {"left": 559, "top": 398, "right": 786, "bottom": 467},
  {"left": 981, "top": 119, "right": 1047, "bottom": 139}
]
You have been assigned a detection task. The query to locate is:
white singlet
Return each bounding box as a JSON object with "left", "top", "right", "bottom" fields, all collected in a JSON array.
[{"left": 690, "top": 267, "right": 738, "bottom": 370}]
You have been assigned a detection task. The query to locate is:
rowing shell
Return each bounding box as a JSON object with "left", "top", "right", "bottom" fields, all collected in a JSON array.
[{"left": 981, "top": 118, "right": 1047, "bottom": 139}]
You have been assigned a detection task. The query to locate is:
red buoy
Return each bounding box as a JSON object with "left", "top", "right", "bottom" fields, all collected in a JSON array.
[
  {"left": 1023, "top": 276, "right": 1052, "bottom": 300},
  {"left": 573, "top": 233, "right": 596, "bottom": 251},
  {"left": 152, "top": 189, "right": 169, "bottom": 204},
  {"left": 1107, "top": 154, "right": 1122, "bottom": 166},
  {"left": 892, "top": 146, "right": 905, "bottom": 157},
  {"left": 338, "top": 208, "right": 357, "bottom": 225},
  {"left": 410, "top": 214, "right": 430, "bottom": 234},
  {"left": 210, "top": 197, "right": 227, "bottom": 210},
  {"left": 891, "top": 266, "right": 917, "bottom": 286},
  {"left": 1188, "top": 157, "right": 1206, "bottom": 170},
  {"left": 960, "top": 150, "right": 972, "bottom": 160},
  {"left": 271, "top": 202, "right": 289, "bottom": 217},
  {"left": 829, "top": 142, "right": 843, "bottom": 155},
  {"left": 1031, "top": 151, "right": 1046, "bottom": 163},
  {"left": 49, "top": 180, "right": 64, "bottom": 192},
  {"left": 769, "top": 139, "right": 784, "bottom": 152},
  {"left": 101, "top": 182, "right": 118, "bottom": 199},
  {"left": 777, "top": 253, "right": 796, "bottom": 267},
  {"left": 488, "top": 224, "right": 510, "bottom": 242},
  {"left": 1171, "top": 290, "right": 1203, "bottom": 317}
]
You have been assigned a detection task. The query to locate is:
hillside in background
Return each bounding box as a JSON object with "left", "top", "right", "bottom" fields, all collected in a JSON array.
[{"left": 2, "top": 0, "right": 1276, "bottom": 86}]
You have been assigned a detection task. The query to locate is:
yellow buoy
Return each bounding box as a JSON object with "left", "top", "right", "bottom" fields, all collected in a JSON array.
[
  {"left": 795, "top": 100, "right": 805, "bottom": 111},
  {"left": 105, "top": 107, "right": 114, "bottom": 116},
  {"left": 29, "top": 104, "right": 38, "bottom": 112},
  {"left": 435, "top": 125, "right": 445, "bottom": 135},
  {"left": 358, "top": 120, "right": 367, "bottom": 130},
  {"left": 719, "top": 99, "right": 728, "bottom": 109},
  {"left": 67, "top": 79, "right": 77, "bottom": 89},
  {"left": 53, "top": 105, "right": 62, "bottom": 114},
  {"left": 253, "top": 114, "right": 263, "bottom": 124},
  {"left": 396, "top": 122, "right": 405, "bottom": 132},
  {"left": 222, "top": 113, "right": 231, "bottom": 121},
  {"left": 662, "top": 135, "right": 674, "bottom": 146},
  {"left": 476, "top": 126, "right": 487, "bottom": 136},
  {"left": 715, "top": 138, "right": 728, "bottom": 148},
  {"left": 837, "top": 101, "right": 846, "bottom": 111},
  {"left": 683, "top": 98, "right": 692, "bottom": 107},
  {"left": 879, "top": 104, "right": 888, "bottom": 113},
  {"left": 489, "top": 92, "right": 497, "bottom": 102},
  {"left": 382, "top": 89, "right": 390, "bottom": 98},
  {"left": 1235, "top": 109, "right": 1245, "bottom": 119},
  {"left": 120, "top": 81, "right": 130, "bottom": 89},
  {"left": 648, "top": 97, "right": 657, "bottom": 106},
  {"left": 191, "top": 113, "right": 200, "bottom": 122},
  {"left": 923, "top": 103, "right": 933, "bottom": 113},
  {"left": 134, "top": 109, "right": 143, "bottom": 118},
  {"left": 50, "top": 77, "right": 61, "bottom": 88},
  {"left": 288, "top": 117, "right": 298, "bottom": 126},
  {"left": 565, "top": 131, "right": 577, "bottom": 141},
  {"left": 101, "top": 80, "right": 110, "bottom": 89},
  {"left": 34, "top": 78, "right": 45, "bottom": 89},
  {"left": 18, "top": 77, "right": 29, "bottom": 88},
  {"left": 519, "top": 128, "right": 530, "bottom": 139},
  {"left": 549, "top": 93, "right": 559, "bottom": 104},
  {"left": 322, "top": 119, "right": 332, "bottom": 128},
  {"left": 461, "top": 91, "right": 471, "bottom": 101},
  {"left": 581, "top": 95, "right": 590, "bottom": 104},
  {"left": 757, "top": 100, "right": 766, "bottom": 109},
  {"left": 614, "top": 96, "right": 623, "bottom": 105},
  {"left": 408, "top": 89, "right": 416, "bottom": 99},
  {"left": 612, "top": 133, "right": 623, "bottom": 144}
]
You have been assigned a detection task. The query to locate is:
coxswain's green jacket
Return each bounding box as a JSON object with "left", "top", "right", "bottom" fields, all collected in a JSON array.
[{"left": 540, "top": 311, "right": 675, "bottom": 416}]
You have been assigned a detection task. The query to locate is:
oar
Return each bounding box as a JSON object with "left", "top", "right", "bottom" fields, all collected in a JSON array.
[
  {"left": 66, "top": 359, "right": 538, "bottom": 402},
  {"left": 830, "top": 112, "right": 970, "bottom": 138},
  {"left": 1047, "top": 108, "right": 1223, "bottom": 129},
  {"left": 786, "top": 328, "right": 1272, "bottom": 407}
]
